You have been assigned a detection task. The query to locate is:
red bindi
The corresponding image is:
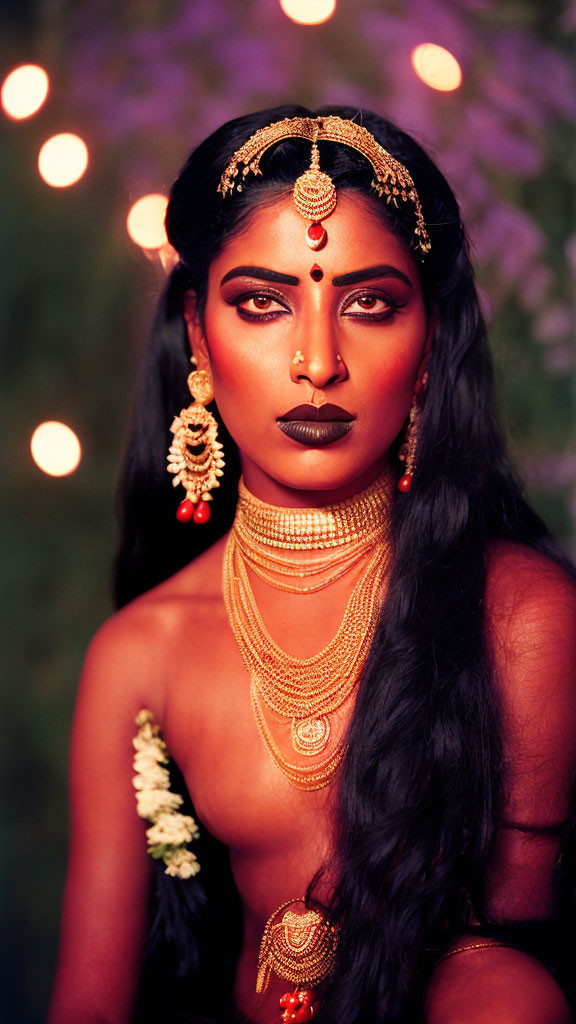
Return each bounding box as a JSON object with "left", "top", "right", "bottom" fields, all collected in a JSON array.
[{"left": 310, "top": 264, "right": 324, "bottom": 282}]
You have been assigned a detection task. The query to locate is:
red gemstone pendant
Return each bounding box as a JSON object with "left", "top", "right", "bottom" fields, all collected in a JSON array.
[
  {"left": 306, "top": 222, "right": 327, "bottom": 251},
  {"left": 176, "top": 499, "right": 194, "bottom": 522},
  {"left": 279, "top": 989, "right": 318, "bottom": 1023},
  {"left": 397, "top": 474, "right": 412, "bottom": 492},
  {"left": 193, "top": 499, "right": 211, "bottom": 523}
]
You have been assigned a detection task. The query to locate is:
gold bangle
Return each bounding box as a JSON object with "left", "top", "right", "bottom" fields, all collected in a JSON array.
[{"left": 438, "top": 941, "right": 513, "bottom": 964}]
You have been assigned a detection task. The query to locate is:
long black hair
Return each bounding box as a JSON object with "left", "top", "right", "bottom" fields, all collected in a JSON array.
[{"left": 116, "top": 104, "right": 576, "bottom": 1023}]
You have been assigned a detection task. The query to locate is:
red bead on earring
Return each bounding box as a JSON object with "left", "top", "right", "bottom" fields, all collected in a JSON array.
[
  {"left": 193, "top": 499, "right": 211, "bottom": 524},
  {"left": 176, "top": 497, "right": 212, "bottom": 523},
  {"left": 176, "top": 499, "right": 194, "bottom": 522}
]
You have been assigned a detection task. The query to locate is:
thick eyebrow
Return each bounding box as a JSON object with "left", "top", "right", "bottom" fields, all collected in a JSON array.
[
  {"left": 220, "top": 266, "right": 300, "bottom": 286},
  {"left": 331, "top": 265, "right": 413, "bottom": 288}
]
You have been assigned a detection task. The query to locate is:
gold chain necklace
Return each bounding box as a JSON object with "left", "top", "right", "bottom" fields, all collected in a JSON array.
[
  {"left": 222, "top": 474, "right": 392, "bottom": 790},
  {"left": 233, "top": 517, "right": 383, "bottom": 594}
]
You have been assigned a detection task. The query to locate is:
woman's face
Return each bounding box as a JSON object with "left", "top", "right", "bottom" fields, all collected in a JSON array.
[{"left": 186, "top": 192, "right": 435, "bottom": 504}]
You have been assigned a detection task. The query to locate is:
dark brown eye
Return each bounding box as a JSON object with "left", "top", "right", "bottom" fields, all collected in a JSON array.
[
  {"left": 252, "top": 296, "right": 272, "bottom": 309},
  {"left": 357, "top": 296, "right": 378, "bottom": 309}
]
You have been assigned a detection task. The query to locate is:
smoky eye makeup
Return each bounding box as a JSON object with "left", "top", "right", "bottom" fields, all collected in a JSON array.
[
  {"left": 339, "top": 287, "right": 408, "bottom": 322},
  {"left": 223, "top": 284, "right": 292, "bottom": 322}
]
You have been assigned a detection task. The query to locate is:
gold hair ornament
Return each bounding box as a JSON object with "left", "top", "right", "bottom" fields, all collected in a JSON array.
[
  {"left": 132, "top": 710, "right": 200, "bottom": 879},
  {"left": 218, "top": 115, "right": 431, "bottom": 255}
]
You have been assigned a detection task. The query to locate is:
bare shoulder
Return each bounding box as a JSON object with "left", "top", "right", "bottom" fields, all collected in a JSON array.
[
  {"left": 485, "top": 539, "right": 576, "bottom": 658},
  {"left": 80, "top": 532, "right": 230, "bottom": 719},
  {"left": 485, "top": 541, "right": 576, "bottom": 805}
]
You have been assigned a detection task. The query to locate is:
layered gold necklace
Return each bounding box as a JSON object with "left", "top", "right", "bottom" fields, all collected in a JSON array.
[{"left": 222, "top": 473, "right": 393, "bottom": 790}]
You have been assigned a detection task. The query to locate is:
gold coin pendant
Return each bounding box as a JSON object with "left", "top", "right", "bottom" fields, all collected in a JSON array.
[{"left": 291, "top": 715, "right": 331, "bottom": 756}]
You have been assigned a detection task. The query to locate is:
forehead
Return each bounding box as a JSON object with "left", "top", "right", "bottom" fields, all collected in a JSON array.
[{"left": 210, "top": 192, "right": 420, "bottom": 283}]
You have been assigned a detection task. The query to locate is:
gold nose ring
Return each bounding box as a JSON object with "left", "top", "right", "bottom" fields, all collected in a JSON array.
[{"left": 292, "top": 350, "right": 305, "bottom": 365}]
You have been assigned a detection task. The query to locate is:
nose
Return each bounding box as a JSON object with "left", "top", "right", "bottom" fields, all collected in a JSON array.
[{"left": 289, "top": 321, "right": 348, "bottom": 389}]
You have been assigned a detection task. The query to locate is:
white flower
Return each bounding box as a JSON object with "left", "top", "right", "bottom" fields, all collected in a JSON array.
[
  {"left": 133, "top": 764, "right": 170, "bottom": 790},
  {"left": 135, "top": 709, "right": 155, "bottom": 728},
  {"left": 132, "top": 710, "right": 201, "bottom": 877},
  {"left": 164, "top": 848, "right": 200, "bottom": 879},
  {"left": 146, "top": 812, "right": 199, "bottom": 846},
  {"left": 135, "top": 788, "right": 183, "bottom": 820},
  {"left": 133, "top": 734, "right": 167, "bottom": 760},
  {"left": 133, "top": 750, "right": 167, "bottom": 775}
]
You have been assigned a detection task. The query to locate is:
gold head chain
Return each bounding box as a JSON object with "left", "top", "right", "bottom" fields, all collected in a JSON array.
[{"left": 218, "top": 115, "right": 431, "bottom": 255}]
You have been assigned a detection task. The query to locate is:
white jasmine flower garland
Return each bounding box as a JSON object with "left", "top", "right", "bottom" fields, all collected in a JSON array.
[{"left": 132, "top": 709, "right": 200, "bottom": 879}]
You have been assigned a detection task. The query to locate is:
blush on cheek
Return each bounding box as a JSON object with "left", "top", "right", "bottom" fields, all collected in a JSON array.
[{"left": 367, "top": 362, "right": 419, "bottom": 407}]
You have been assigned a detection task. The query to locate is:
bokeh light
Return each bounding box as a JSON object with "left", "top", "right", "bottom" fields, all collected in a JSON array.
[
  {"left": 1, "top": 64, "right": 49, "bottom": 119},
  {"left": 279, "top": 0, "right": 337, "bottom": 26},
  {"left": 30, "top": 421, "right": 82, "bottom": 476},
  {"left": 126, "top": 194, "right": 169, "bottom": 249},
  {"left": 411, "top": 43, "right": 462, "bottom": 92},
  {"left": 38, "top": 133, "right": 89, "bottom": 187}
]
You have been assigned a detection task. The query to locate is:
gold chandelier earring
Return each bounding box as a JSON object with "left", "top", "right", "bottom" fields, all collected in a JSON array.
[
  {"left": 167, "top": 362, "right": 225, "bottom": 523},
  {"left": 397, "top": 370, "right": 428, "bottom": 493}
]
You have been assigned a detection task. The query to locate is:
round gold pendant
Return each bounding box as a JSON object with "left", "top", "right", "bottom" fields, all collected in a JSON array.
[
  {"left": 291, "top": 716, "right": 331, "bottom": 756},
  {"left": 293, "top": 167, "right": 337, "bottom": 223}
]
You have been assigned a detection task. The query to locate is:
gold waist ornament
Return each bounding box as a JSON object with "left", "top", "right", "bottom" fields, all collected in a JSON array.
[
  {"left": 222, "top": 474, "right": 393, "bottom": 790},
  {"left": 256, "top": 897, "right": 339, "bottom": 995}
]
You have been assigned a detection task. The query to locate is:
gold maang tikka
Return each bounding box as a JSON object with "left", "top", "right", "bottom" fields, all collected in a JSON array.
[
  {"left": 167, "top": 364, "right": 225, "bottom": 524},
  {"left": 218, "top": 115, "right": 431, "bottom": 255}
]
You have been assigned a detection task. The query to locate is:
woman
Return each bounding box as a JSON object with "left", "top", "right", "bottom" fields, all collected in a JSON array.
[{"left": 48, "top": 104, "right": 576, "bottom": 1024}]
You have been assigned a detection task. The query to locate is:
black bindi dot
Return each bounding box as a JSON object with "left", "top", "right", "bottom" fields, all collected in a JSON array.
[{"left": 310, "top": 264, "right": 324, "bottom": 282}]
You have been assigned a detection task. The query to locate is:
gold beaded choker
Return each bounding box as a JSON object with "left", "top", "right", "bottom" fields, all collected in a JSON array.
[
  {"left": 223, "top": 473, "right": 393, "bottom": 790},
  {"left": 235, "top": 472, "right": 392, "bottom": 549}
]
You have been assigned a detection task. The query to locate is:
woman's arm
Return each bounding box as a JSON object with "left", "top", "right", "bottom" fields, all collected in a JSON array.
[
  {"left": 426, "top": 544, "right": 576, "bottom": 1024},
  {"left": 48, "top": 609, "right": 163, "bottom": 1024}
]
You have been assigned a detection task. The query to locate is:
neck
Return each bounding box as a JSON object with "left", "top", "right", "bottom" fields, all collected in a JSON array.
[{"left": 239, "top": 457, "right": 391, "bottom": 510}]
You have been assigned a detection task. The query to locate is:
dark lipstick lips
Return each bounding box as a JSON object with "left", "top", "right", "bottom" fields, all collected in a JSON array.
[
  {"left": 277, "top": 405, "right": 355, "bottom": 446},
  {"left": 278, "top": 403, "right": 354, "bottom": 422}
]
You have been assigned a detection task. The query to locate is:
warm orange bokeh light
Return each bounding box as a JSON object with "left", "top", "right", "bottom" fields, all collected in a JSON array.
[
  {"left": 279, "top": 0, "right": 336, "bottom": 26},
  {"left": 411, "top": 43, "right": 462, "bottom": 92},
  {"left": 30, "top": 421, "right": 82, "bottom": 477},
  {"left": 1, "top": 64, "right": 49, "bottom": 119},
  {"left": 126, "top": 194, "right": 169, "bottom": 249},
  {"left": 38, "top": 133, "right": 89, "bottom": 187}
]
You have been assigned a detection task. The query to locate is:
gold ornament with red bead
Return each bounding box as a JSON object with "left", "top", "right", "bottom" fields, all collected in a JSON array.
[
  {"left": 397, "top": 370, "right": 428, "bottom": 493},
  {"left": 217, "top": 115, "right": 431, "bottom": 256},
  {"left": 279, "top": 988, "right": 319, "bottom": 1022},
  {"left": 167, "top": 367, "right": 225, "bottom": 524},
  {"left": 292, "top": 138, "right": 336, "bottom": 250}
]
